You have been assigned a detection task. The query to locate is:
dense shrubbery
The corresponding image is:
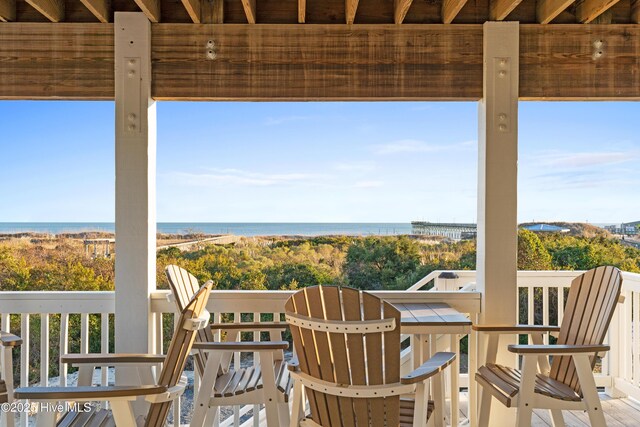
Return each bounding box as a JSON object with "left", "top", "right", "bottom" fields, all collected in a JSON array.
[{"left": 3, "top": 231, "right": 638, "bottom": 294}]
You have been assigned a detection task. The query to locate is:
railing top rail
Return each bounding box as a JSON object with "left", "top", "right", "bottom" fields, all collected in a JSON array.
[
  {"left": 0, "top": 291, "right": 115, "bottom": 313},
  {"left": 0, "top": 269, "right": 635, "bottom": 314},
  {"left": 150, "top": 289, "right": 482, "bottom": 315}
]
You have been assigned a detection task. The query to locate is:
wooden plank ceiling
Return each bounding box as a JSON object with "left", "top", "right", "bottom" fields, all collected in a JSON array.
[{"left": 1, "top": 0, "right": 639, "bottom": 24}]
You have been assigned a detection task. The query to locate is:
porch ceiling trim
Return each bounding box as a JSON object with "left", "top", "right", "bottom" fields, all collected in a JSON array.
[{"left": 1, "top": 23, "right": 640, "bottom": 100}]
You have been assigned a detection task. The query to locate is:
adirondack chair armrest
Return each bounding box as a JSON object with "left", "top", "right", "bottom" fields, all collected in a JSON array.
[
  {"left": 210, "top": 322, "right": 288, "bottom": 332},
  {"left": 61, "top": 353, "right": 166, "bottom": 365},
  {"left": 192, "top": 341, "right": 289, "bottom": 351},
  {"left": 401, "top": 352, "right": 456, "bottom": 384},
  {"left": 0, "top": 331, "right": 23, "bottom": 347},
  {"left": 472, "top": 325, "right": 561, "bottom": 334},
  {"left": 287, "top": 357, "right": 299, "bottom": 372},
  {"left": 507, "top": 344, "right": 610, "bottom": 355},
  {"left": 14, "top": 385, "right": 167, "bottom": 401}
]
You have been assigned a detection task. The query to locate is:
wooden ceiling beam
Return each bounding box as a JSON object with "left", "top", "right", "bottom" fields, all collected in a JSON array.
[
  {"left": 442, "top": 0, "right": 468, "bottom": 23},
  {"left": 575, "top": 0, "right": 621, "bottom": 23},
  {"left": 394, "top": 0, "right": 413, "bottom": 24},
  {"left": 0, "top": 0, "right": 16, "bottom": 21},
  {"left": 346, "top": 0, "right": 359, "bottom": 24},
  {"left": 25, "top": 0, "right": 64, "bottom": 21},
  {"left": 241, "top": 0, "right": 256, "bottom": 23},
  {"left": 181, "top": 0, "right": 201, "bottom": 23},
  {"left": 80, "top": 0, "right": 110, "bottom": 22},
  {"left": 298, "top": 0, "right": 305, "bottom": 23},
  {"left": 489, "top": 0, "right": 523, "bottom": 20},
  {"left": 536, "top": 0, "right": 574, "bottom": 24},
  {"left": 133, "top": 0, "right": 160, "bottom": 22},
  {"left": 2, "top": 24, "right": 640, "bottom": 101},
  {"left": 631, "top": 0, "right": 639, "bottom": 23}
]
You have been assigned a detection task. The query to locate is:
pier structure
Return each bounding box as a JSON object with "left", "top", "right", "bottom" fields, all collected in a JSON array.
[
  {"left": 84, "top": 238, "right": 115, "bottom": 258},
  {"left": 411, "top": 222, "right": 477, "bottom": 241}
]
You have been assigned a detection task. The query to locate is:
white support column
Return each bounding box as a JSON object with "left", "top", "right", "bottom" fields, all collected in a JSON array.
[
  {"left": 114, "top": 12, "right": 157, "bottom": 356},
  {"left": 476, "top": 21, "right": 519, "bottom": 426}
]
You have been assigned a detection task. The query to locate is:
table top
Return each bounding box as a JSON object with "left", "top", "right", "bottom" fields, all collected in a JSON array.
[{"left": 393, "top": 302, "right": 472, "bottom": 327}]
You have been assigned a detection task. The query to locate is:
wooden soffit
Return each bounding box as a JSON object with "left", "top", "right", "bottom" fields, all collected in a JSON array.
[{"left": 1, "top": 23, "right": 639, "bottom": 100}]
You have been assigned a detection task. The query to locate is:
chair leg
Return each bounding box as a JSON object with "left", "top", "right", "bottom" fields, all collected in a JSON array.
[
  {"left": 432, "top": 374, "right": 446, "bottom": 427},
  {"left": 191, "top": 352, "right": 222, "bottom": 427},
  {"left": 477, "top": 388, "right": 492, "bottom": 427},
  {"left": 289, "top": 381, "right": 303, "bottom": 427},
  {"left": 110, "top": 401, "right": 137, "bottom": 426},
  {"left": 260, "top": 351, "right": 281, "bottom": 427},
  {"left": 515, "top": 355, "right": 537, "bottom": 427},
  {"left": 413, "top": 382, "right": 430, "bottom": 427},
  {"left": 278, "top": 402, "right": 290, "bottom": 427},
  {"left": 573, "top": 355, "right": 607, "bottom": 427},
  {"left": 205, "top": 406, "right": 220, "bottom": 427},
  {"left": 549, "top": 410, "right": 565, "bottom": 427},
  {"left": 35, "top": 409, "right": 56, "bottom": 427}
]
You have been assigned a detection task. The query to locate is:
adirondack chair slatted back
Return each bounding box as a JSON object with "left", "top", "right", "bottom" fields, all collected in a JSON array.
[
  {"left": 549, "top": 266, "right": 622, "bottom": 394},
  {"left": 166, "top": 265, "right": 215, "bottom": 375},
  {"left": 145, "top": 281, "right": 212, "bottom": 427},
  {"left": 285, "top": 286, "right": 401, "bottom": 427}
]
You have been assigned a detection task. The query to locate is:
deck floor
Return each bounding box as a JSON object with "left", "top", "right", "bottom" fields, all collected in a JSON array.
[{"left": 458, "top": 393, "right": 640, "bottom": 426}]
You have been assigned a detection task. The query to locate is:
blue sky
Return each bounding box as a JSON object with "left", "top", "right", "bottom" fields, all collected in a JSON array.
[{"left": 1, "top": 101, "right": 638, "bottom": 223}]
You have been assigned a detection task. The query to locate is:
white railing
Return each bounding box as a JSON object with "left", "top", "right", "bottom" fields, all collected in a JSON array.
[
  {"left": 612, "top": 271, "right": 640, "bottom": 401},
  {"left": 0, "top": 292, "right": 114, "bottom": 427},
  {"left": 0, "top": 270, "right": 638, "bottom": 425}
]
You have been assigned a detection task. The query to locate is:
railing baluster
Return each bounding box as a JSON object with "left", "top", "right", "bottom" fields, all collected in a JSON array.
[
  {"left": 101, "top": 313, "right": 109, "bottom": 386},
  {"left": 59, "top": 313, "right": 68, "bottom": 387},
  {"left": 632, "top": 292, "right": 640, "bottom": 386},
  {"left": 622, "top": 290, "right": 632, "bottom": 382},
  {"left": 234, "top": 312, "right": 241, "bottom": 427},
  {"left": 154, "top": 312, "right": 163, "bottom": 386},
  {"left": 155, "top": 313, "right": 163, "bottom": 354},
  {"left": 253, "top": 312, "right": 261, "bottom": 427},
  {"left": 543, "top": 287, "right": 549, "bottom": 344},
  {"left": 81, "top": 313, "right": 89, "bottom": 354},
  {"left": 173, "top": 313, "right": 181, "bottom": 427},
  {"left": 213, "top": 312, "right": 221, "bottom": 427},
  {"left": 40, "top": 314, "right": 49, "bottom": 386},
  {"left": 0, "top": 314, "right": 11, "bottom": 427},
  {"left": 527, "top": 287, "right": 534, "bottom": 344},
  {"left": 558, "top": 286, "right": 565, "bottom": 324},
  {"left": 20, "top": 314, "right": 29, "bottom": 427},
  {"left": 1, "top": 313, "right": 8, "bottom": 387}
]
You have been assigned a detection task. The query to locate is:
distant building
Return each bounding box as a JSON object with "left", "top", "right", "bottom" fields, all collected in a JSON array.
[
  {"left": 605, "top": 222, "right": 639, "bottom": 236},
  {"left": 521, "top": 224, "right": 570, "bottom": 233},
  {"left": 411, "top": 222, "right": 476, "bottom": 241}
]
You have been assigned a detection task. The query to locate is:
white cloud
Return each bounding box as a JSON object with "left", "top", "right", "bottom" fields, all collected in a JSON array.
[
  {"left": 163, "top": 168, "right": 324, "bottom": 187},
  {"left": 333, "top": 161, "right": 376, "bottom": 172},
  {"left": 353, "top": 181, "right": 384, "bottom": 188},
  {"left": 373, "top": 139, "right": 475, "bottom": 155},
  {"left": 534, "top": 150, "right": 639, "bottom": 169}
]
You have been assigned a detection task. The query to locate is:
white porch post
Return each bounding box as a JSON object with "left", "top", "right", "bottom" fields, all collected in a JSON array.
[
  {"left": 114, "top": 12, "right": 157, "bottom": 355},
  {"left": 476, "top": 21, "right": 519, "bottom": 425}
]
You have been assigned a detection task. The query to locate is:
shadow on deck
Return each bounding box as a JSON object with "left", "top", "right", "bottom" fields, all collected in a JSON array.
[{"left": 457, "top": 392, "right": 640, "bottom": 426}]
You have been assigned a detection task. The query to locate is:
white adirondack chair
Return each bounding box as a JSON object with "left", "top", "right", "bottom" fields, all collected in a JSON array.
[
  {"left": 165, "top": 265, "right": 291, "bottom": 427},
  {"left": 285, "top": 285, "right": 456, "bottom": 427},
  {"left": 14, "top": 281, "right": 212, "bottom": 427},
  {"left": 474, "top": 265, "right": 623, "bottom": 427}
]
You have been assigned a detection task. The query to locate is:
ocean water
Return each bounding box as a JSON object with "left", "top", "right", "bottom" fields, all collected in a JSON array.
[{"left": 0, "top": 222, "right": 412, "bottom": 237}]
